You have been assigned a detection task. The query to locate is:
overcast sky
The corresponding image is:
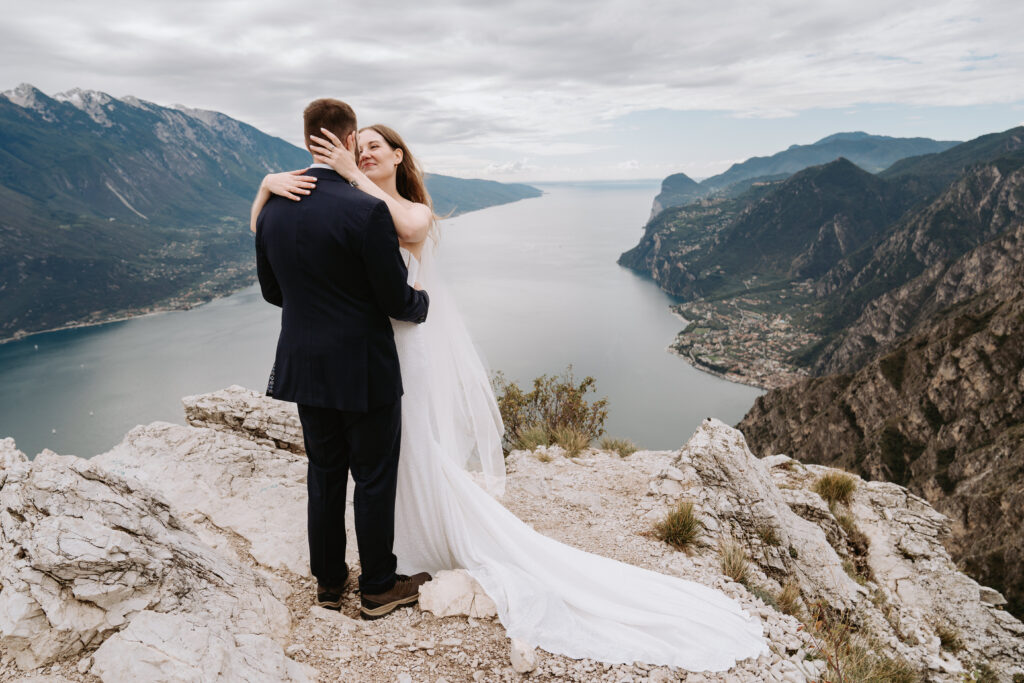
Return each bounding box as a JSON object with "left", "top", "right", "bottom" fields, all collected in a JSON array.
[{"left": 3, "top": 0, "right": 1023, "bottom": 181}]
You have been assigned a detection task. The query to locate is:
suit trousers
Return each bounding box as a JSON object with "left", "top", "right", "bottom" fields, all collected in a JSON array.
[{"left": 297, "top": 400, "right": 402, "bottom": 595}]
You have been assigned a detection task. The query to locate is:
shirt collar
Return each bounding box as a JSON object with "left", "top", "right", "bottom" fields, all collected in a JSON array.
[{"left": 309, "top": 163, "right": 332, "bottom": 170}]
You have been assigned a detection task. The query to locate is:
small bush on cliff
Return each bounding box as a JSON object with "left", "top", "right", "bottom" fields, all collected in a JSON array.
[
  {"left": 813, "top": 471, "right": 857, "bottom": 506},
  {"left": 514, "top": 425, "right": 551, "bottom": 452},
  {"left": 654, "top": 500, "right": 702, "bottom": 550},
  {"left": 492, "top": 367, "right": 608, "bottom": 454}
]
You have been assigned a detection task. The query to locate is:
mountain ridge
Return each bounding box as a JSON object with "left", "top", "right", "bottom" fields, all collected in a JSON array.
[
  {"left": 0, "top": 84, "right": 540, "bottom": 342},
  {"left": 647, "top": 131, "right": 960, "bottom": 217}
]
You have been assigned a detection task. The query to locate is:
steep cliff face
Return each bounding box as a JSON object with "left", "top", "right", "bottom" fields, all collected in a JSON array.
[
  {"left": 620, "top": 159, "right": 912, "bottom": 301},
  {"left": 648, "top": 172, "right": 703, "bottom": 219},
  {"left": 739, "top": 231, "right": 1024, "bottom": 617},
  {"left": 814, "top": 156, "right": 1024, "bottom": 371}
]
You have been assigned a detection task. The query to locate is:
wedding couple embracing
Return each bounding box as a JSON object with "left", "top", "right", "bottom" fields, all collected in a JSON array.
[{"left": 253, "top": 97, "right": 768, "bottom": 671}]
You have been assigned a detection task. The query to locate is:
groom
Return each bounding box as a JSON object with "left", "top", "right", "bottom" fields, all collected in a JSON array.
[{"left": 255, "top": 98, "right": 431, "bottom": 619}]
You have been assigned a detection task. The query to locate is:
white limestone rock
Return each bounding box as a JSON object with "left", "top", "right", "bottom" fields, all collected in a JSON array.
[
  {"left": 182, "top": 384, "right": 304, "bottom": 454},
  {"left": 92, "top": 421, "right": 310, "bottom": 576},
  {"left": 510, "top": 637, "right": 538, "bottom": 673},
  {"left": 664, "top": 419, "right": 861, "bottom": 609},
  {"left": 0, "top": 452, "right": 290, "bottom": 671},
  {"left": 91, "top": 610, "right": 314, "bottom": 682},
  {"left": 0, "top": 437, "right": 27, "bottom": 486},
  {"left": 419, "top": 570, "right": 498, "bottom": 619},
  {"left": 762, "top": 445, "right": 1024, "bottom": 678}
]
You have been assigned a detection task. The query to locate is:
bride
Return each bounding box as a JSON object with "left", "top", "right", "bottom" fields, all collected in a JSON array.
[{"left": 252, "top": 126, "right": 768, "bottom": 671}]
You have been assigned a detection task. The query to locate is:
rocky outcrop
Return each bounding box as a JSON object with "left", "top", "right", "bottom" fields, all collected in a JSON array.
[
  {"left": 182, "top": 385, "right": 305, "bottom": 454},
  {"left": 647, "top": 420, "right": 1024, "bottom": 679},
  {"left": 768, "top": 455, "right": 1024, "bottom": 675},
  {"left": 651, "top": 419, "right": 862, "bottom": 609},
  {"left": 3, "top": 390, "right": 1023, "bottom": 681},
  {"left": 0, "top": 450, "right": 306, "bottom": 680},
  {"left": 93, "top": 419, "right": 311, "bottom": 576}
]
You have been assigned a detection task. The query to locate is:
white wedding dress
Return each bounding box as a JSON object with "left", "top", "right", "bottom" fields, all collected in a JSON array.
[{"left": 390, "top": 242, "right": 767, "bottom": 671}]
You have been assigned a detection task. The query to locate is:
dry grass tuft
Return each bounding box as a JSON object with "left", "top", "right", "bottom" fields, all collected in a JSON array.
[
  {"left": 598, "top": 436, "right": 638, "bottom": 458},
  {"left": 551, "top": 426, "right": 591, "bottom": 457},
  {"left": 806, "top": 602, "right": 919, "bottom": 682},
  {"left": 719, "top": 539, "right": 749, "bottom": 584},
  {"left": 934, "top": 622, "right": 962, "bottom": 653},
  {"left": 755, "top": 522, "right": 781, "bottom": 547},
  {"left": 813, "top": 471, "right": 858, "bottom": 506},
  {"left": 777, "top": 581, "right": 802, "bottom": 616},
  {"left": 514, "top": 425, "right": 551, "bottom": 452},
  {"left": 653, "top": 500, "right": 703, "bottom": 550}
]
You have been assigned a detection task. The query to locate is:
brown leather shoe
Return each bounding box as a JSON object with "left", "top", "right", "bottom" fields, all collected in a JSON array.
[{"left": 359, "top": 572, "right": 432, "bottom": 620}]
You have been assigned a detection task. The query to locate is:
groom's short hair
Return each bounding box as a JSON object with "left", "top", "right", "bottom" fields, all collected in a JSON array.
[{"left": 303, "top": 98, "right": 357, "bottom": 150}]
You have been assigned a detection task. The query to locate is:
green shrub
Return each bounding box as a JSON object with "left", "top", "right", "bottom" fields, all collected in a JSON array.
[
  {"left": 654, "top": 500, "right": 702, "bottom": 550},
  {"left": 813, "top": 471, "right": 857, "bottom": 506},
  {"left": 492, "top": 367, "right": 609, "bottom": 454},
  {"left": 598, "top": 436, "right": 638, "bottom": 457}
]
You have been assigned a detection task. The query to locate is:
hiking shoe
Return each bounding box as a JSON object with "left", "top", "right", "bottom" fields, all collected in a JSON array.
[
  {"left": 315, "top": 574, "right": 349, "bottom": 610},
  {"left": 359, "top": 572, "right": 431, "bottom": 620}
]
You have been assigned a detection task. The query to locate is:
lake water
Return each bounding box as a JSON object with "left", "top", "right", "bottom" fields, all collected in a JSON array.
[{"left": 0, "top": 181, "right": 761, "bottom": 457}]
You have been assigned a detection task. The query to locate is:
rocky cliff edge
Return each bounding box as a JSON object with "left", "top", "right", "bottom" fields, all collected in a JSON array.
[{"left": 1, "top": 386, "right": 1021, "bottom": 682}]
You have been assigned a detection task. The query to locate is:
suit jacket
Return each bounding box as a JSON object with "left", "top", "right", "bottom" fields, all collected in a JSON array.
[{"left": 255, "top": 167, "right": 429, "bottom": 412}]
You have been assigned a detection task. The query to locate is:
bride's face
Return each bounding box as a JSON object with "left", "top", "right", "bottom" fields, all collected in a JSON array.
[{"left": 358, "top": 129, "right": 403, "bottom": 182}]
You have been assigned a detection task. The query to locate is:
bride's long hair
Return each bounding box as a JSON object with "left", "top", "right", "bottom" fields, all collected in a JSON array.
[{"left": 361, "top": 124, "right": 439, "bottom": 243}]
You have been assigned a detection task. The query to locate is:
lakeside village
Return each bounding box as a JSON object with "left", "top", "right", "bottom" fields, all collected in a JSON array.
[{"left": 670, "top": 281, "right": 822, "bottom": 391}]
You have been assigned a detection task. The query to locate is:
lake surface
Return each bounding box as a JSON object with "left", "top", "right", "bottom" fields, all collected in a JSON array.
[{"left": 0, "top": 181, "right": 761, "bottom": 457}]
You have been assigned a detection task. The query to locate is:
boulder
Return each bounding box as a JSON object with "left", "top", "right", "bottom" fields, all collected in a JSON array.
[
  {"left": 93, "top": 421, "right": 311, "bottom": 576},
  {"left": 419, "top": 570, "right": 498, "bottom": 619},
  {"left": 658, "top": 418, "right": 861, "bottom": 608},
  {"left": 0, "top": 451, "right": 292, "bottom": 673}
]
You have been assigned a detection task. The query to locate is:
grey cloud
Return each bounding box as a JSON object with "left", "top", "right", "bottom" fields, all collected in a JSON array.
[{"left": 3, "top": 0, "right": 1023, "bottom": 177}]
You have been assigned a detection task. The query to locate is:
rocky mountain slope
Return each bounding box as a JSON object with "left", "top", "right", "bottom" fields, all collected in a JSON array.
[
  {"left": 620, "top": 127, "right": 1024, "bottom": 625},
  {"left": 2, "top": 386, "right": 1022, "bottom": 681},
  {"left": 0, "top": 84, "right": 540, "bottom": 342},
  {"left": 647, "top": 132, "right": 958, "bottom": 218},
  {"left": 739, "top": 194, "right": 1024, "bottom": 620}
]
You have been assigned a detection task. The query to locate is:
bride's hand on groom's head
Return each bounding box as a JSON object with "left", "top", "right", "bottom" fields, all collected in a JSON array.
[
  {"left": 263, "top": 169, "right": 317, "bottom": 202},
  {"left": 310, "top": 128, "right": 360, "bottom": 181}
]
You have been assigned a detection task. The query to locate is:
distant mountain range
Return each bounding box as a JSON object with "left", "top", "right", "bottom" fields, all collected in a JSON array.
[
  {"left": 648, "top": 132, "right": 959, "bottom": 217},
  {"left": 619, "top": 124, "right": 1024, "bottom": 618},
  {"left": 0, "top": 84, "right": 540, "bottom": 341}
]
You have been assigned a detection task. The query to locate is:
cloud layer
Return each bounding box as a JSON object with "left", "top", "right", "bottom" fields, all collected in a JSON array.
[{"left": 3, "top": 0, "right": 1023, "bottom": 179}]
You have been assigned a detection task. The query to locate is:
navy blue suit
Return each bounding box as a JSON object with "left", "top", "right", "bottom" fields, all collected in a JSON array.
[{"left": 255, "top": 166, "right": 428, "bottom": 593}]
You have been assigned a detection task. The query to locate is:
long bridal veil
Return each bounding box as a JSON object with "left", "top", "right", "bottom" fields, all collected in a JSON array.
[
  {"left": 413, "top": 237, "right": 506, "bottom": 496},
  {"left": 392, "top": 236, "right": 767, "bottom": 671}
]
